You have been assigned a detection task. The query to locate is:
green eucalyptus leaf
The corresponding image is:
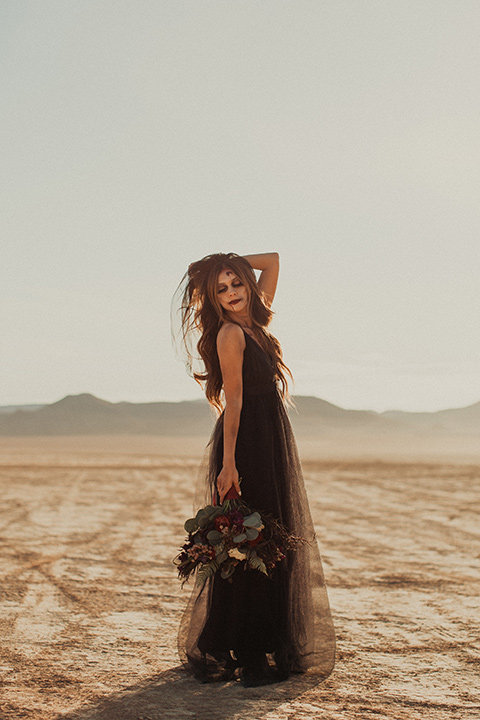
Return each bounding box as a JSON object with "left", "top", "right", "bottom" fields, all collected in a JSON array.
[
  {"left": 207, "top": 529, "right": 223, "bottom": 544},
  {"left": 243, "top": 512, "right": 262, "bottom": 528},
  {"left": 195, "top": 508, "right": 207, "bottom": 521},
  {"left": 245, "top": 527, "right": 259, "bottom": 541},
  {"left": 215, "top": 549, "right": 228, "bottom": 564},
  {"left": 233, "top": 533, "right": 247, "bottom": 543},
  {"left": 184, "top": 518, "right": 198, "bottom": 533}
]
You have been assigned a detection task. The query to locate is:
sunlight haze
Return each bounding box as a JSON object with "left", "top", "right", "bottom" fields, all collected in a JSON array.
[{"left": 1, "top": 1, "right": 479, "bottom": 412}]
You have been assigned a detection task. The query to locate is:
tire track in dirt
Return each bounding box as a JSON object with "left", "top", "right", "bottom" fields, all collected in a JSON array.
[{"left": 1, "top": 451, "right": 480, "bottom": 719}]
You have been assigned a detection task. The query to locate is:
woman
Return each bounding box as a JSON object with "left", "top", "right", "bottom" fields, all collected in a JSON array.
[{"left": 175, "top": 252, "right": 335, "bottom": 686}]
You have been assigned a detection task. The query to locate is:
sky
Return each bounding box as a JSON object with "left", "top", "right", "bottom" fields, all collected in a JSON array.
[{"left": 1, "top": 1, "right": 479, "bottom": 412}]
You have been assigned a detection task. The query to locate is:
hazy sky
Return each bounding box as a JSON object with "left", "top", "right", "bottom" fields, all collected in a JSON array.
[{"left": 2, "top": 1, "right": 479, "bottom": 412}]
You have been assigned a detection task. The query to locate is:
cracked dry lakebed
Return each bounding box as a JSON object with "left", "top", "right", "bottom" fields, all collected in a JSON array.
[{"left": 0, "top": 436, "right": 479, "bottom": 720}]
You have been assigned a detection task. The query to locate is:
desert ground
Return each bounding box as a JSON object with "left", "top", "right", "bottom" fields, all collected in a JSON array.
[{"left": 0, "top": 435, "right": 479, "bottom": 720}]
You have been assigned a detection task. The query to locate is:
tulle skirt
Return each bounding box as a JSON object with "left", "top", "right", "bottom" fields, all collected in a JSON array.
[{"left": 178, "top": 387, "right": 335, "bottom": 681}]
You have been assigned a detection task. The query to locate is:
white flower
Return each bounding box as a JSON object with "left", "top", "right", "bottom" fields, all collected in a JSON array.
[{"left": 228, "top": 547, "right": 247, "bottom": 561}]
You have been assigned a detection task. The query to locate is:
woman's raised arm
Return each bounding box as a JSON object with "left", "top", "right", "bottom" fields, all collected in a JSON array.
[{"left": 242, "top": 252, "right": 279, "bottom": 307}]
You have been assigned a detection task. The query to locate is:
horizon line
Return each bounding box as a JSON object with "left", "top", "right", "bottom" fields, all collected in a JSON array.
[{"left": 1, "top": 392, "right": 479, "bottom": 417}]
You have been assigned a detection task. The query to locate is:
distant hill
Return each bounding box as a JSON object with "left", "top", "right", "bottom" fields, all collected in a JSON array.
[
  {"left": 0, "top": 394, "right": 213, "bottom": 436},
  {"left": 382, "top": 402, "right": 480, "bottom": 433},
  {"left": 0, "top": 404, "right": 44, "bottom": 414},
  {"left": 288, "top": 396, "right": 399, "bottom": 435},
  {"left": 0, "top": 393, "right": 478, "bottom": 437}
]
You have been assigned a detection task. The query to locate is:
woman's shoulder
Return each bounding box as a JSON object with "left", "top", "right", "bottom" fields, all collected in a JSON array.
[{"left": 216, "top": 322, "right": 246, "bottom": 348}]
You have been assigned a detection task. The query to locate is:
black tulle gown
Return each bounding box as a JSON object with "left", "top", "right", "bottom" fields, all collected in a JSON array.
[{"left": 178, "top": 328, "right": 335, "bottom": 682}]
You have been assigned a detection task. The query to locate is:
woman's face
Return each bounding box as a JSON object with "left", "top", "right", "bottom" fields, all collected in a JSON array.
[{"left": 216, "top": 267, "right": 249, "bottom": 315}]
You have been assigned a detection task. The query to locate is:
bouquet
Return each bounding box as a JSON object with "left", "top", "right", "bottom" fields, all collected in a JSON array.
[{"left": 174, "top": 497, "right": 304, "bottom": 587}]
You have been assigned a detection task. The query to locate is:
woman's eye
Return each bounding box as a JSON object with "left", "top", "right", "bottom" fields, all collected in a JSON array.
[{"left": 218, "top": 281, "right": 242, "bottom": 294}]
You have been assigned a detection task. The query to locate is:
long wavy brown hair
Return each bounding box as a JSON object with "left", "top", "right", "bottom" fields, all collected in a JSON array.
[{"left": 174, "top": 252, "right": 292, "bottom": 412}]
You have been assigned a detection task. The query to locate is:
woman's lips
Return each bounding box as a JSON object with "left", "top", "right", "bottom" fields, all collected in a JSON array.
[{"left": 229, "top": 299, "right": 241, "bottom": 306}]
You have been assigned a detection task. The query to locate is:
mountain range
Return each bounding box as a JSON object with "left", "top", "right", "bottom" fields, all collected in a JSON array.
[{"left": 0, "top": 393, "right": 478, "bottom": 437}]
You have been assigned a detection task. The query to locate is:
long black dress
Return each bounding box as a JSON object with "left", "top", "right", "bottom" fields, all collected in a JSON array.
[{"left": 178, "top": 328, "right": 335, "bottom": 681}]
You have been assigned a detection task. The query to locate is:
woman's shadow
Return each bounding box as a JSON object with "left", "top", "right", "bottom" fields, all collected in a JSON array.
[{"left": 55, "top": 664, "right": 329, "bottom": 720}]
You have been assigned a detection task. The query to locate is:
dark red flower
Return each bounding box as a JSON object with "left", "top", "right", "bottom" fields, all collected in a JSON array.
[{"left": 214, "top": 514, "right": 231, "bottom": 531}]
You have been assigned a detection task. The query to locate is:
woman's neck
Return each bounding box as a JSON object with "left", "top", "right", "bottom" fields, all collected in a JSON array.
[{"left": 225, "top": 309, "right": 252, "bottom": 329}]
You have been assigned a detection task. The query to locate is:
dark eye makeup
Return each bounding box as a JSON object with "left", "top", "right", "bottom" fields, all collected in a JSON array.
[{"left": 217, "top": 281, "right": 243, "bottom": 293}]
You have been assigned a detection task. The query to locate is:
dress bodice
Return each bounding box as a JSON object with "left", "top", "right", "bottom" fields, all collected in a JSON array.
[{"left": 241, "top": 330, "right": 277, "bottom": 396}]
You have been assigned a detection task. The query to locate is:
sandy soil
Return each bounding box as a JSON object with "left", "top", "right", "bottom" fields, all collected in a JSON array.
[{"left": 0, "top": 436, "right": 479, "bottom": 720}]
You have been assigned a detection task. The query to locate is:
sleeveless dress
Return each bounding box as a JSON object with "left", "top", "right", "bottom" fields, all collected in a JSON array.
[{"left": 178, "top": 328, "right": 335, "bottom": 682}]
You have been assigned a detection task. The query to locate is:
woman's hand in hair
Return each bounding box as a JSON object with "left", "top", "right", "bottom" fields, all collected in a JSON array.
[{"left": 242, "top": 252, "right": 279, "bottom": 306}]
